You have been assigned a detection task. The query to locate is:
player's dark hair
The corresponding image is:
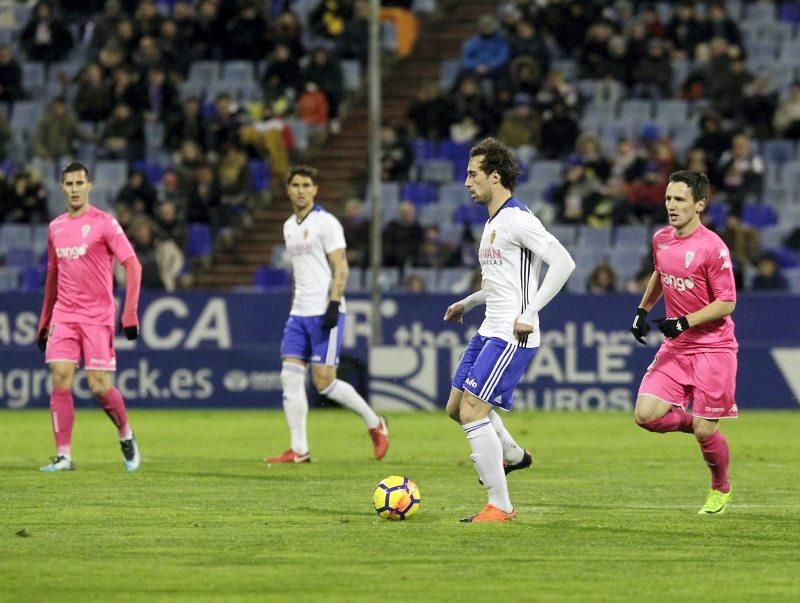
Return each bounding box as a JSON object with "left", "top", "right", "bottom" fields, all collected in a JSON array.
[
  {"left": 286, "top": 165, "right": 318, "bottom": 185},
  {"left": 668, "top": 170, "right": 710, "bottom": 205},
  {"left": 469, "top": 137, "right": 521, "bottom": 191},
  {"left": 60, "top": 161, "right": 91, "bottom": 182}
]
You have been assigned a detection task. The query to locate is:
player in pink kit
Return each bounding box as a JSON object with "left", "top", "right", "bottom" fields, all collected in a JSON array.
[
  {"left": 630, "top": 170, "right": 737, "bottom": 514},
  {"left": 37, "top": 162, "right": 143, "bottom": 472}
]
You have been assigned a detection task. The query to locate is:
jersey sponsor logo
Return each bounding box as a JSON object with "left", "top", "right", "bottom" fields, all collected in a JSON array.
[
  {"left": 479, "top": 247, "right": 503, "bottom": 266},
  {"left": 287, "top": 242, "right": 313, "bottom": 255},
  {"left": 55, "top": 245, "right": 88, "bottom": 259},
  {"left": 81, "top": 225, "right": 91, "bottom": 239},
  {"left": 660, "top": 272, "right": 695, "bottom": 291},
  {"left": 684, "top": 251, "right": 695, "bottom": 268}
]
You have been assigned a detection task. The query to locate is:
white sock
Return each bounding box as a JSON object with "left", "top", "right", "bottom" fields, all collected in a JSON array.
[
  {"left": 463, "top": 419, "right": 513, "bottom": 513},
  {"left": 320, "top": 379, "right": 380, "bottom": 429},
  {"left": 488, "top": 410, "right": 524, "bottom": 464},
  {"left": 281, "top": 363, "right": 309, "bottom": 454}
]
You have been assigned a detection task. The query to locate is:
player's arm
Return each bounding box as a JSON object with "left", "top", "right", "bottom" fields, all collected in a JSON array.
[
  {"left": 323, "top": 247, "right": 347, "bottom": 329},
  {"left": 444, "top": 287, "right": 487, "bottom": 324},
  {"left": 36, "top": 239, "right": 58, "bottom": 351},
  {"left": 120, "top": 255, "right": 142, "bottom": 340},
  {"left": 515, "top": 241, "right": 575, "bottom": 339},
  {"left": 630, "top": 271, "right": 662, "bottom": 344}
]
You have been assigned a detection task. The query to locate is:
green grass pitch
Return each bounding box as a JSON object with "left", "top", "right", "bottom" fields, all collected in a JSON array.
[{"left": 1, "top": 409, "right": 799, "bottom": 600}]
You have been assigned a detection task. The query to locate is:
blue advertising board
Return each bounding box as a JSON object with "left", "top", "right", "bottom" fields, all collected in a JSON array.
[{"left": 0, "top": 292, "right": 798, "bottom": 411}]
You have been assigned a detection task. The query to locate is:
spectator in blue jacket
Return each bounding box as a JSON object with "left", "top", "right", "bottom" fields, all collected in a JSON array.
[{"left": 460, "top": 14, "right": 511, "bottom": 81}]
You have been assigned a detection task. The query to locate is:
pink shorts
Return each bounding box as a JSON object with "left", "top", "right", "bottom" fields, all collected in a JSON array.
[
  {"left": 638, "top": 348, "right": 738, "bottom": 419},
  {"left": 45, "top": 322, "right": 117, "bottom": 371}
]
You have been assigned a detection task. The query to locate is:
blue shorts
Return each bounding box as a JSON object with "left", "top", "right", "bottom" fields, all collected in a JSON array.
[
  {"left": 452, "top": 334, "right": 537, "bottom": 411},
  {"left": 280, "top": 313, "right": 345, "bottom": 366}
]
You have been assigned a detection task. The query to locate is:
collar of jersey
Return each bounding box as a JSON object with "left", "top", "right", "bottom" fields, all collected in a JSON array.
[
  {"left": 295, "top": 204, "right": 324, "bottom": 224},
  {"left": 488, "top": 196, "right": 526, "bottom": 222}
]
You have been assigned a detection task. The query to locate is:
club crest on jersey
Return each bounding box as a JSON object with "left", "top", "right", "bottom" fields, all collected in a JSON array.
[
  {"left": 684, "top": 251, "right": 695, "bottom": 268},
  {"left": 303, "top": 229, "right": 309, "bottom": 239},
  {"left": 490, "top": 230, "right": 496, "bottom": 244},
  {"left": 82, "top": 225, "right": 91, "bottom": 239}
]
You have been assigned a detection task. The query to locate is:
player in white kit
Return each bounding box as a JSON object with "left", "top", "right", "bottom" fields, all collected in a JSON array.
[
  {"left": 444, "top": 138, "right": 575, "bottom": 522},
  {"left": 265, "top": 166, "right": 389, "bottom": 464}
]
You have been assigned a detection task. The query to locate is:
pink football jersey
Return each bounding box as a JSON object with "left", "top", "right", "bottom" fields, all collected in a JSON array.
[
  {"left": 47, "top": 206, "right": 135, "bottom": 326},
  {"left": 652, "top": 224, "right": 737, "bottom": 351}
]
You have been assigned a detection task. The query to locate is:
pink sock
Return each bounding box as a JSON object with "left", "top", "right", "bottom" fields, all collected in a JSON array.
[
  {"left": 638, "top": 406, "right": 694, "bottom": 434},
  {"left": 699, "top": 431, "right": 730, "bottom": 493},
  {"left": 98, "top": 387, "right": 131, "bottom": 439},
  {"left": 50, "top": 388, "right": 75, "bottom": 457}
]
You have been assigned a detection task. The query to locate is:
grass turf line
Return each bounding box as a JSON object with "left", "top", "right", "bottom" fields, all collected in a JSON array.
[{"left": 0, "top": 409, "right": 798, "bottom": 600}]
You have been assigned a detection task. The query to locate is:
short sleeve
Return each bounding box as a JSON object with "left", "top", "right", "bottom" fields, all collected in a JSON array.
[
  {"left": 320, "top": 213, "right": 347, "bottom": 254},
  {"left": 105, "top": 217, "right": 135, "bottom": 264},
  {"left": 509, "top": 210, "right": 557, "bottom": 255},
  {"left": 705, "top": 243, "right": 737, "bottom": 302}
]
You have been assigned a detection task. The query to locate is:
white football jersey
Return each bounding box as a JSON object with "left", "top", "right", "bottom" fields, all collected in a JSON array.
[
  {"left": 477, "top": 197, "right": 559, "bottom": 347},
  {"left": 283, "top": 205, "right": 347, "bottom": 316}
]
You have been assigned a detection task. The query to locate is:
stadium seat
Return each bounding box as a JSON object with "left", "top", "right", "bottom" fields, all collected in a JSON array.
[
  {"left": 132, "top": 159, "right": 167, "bottom": 185},
  {"left": 381, "top": 20, "right": 398, "bottom": 52},
  {"left": 0, "top": 266, "right": 19, "bottom": 292},
  {"left": 188, "top": 60, "right": 220, "bottom": 87},
  {"left": 619, "top": 99, "right": 653, "bottom": 124},
  {"left": 438, "top": 59, "right": 460, "bottom": 92},
  {"left": 19, "top": 265, "right": 45, "bottom": 292},
  {"left": 404, "top": 268, "right": 439, "bottom": 291},
  {"left": 453, "top": 203, "right": 488, "bottom": 226},
  {"left": 420, "top": 159, "right": 454, "bottom": 184},
  {"left": 707, "top": 203, "right": 729, "bottom": 229},
  {"left": 528, "top": 160, "right": 563, "bottom": 188},
  {"left": 187, "top": 223, "right": 213, "bottom": 258},
  {"left": 438, "top": 182, "right": 470, "bottom": 208},
  {"left": 0, "top": 224, "right": 33, "bottom": 254},
  {"left": 546, "top": 224, "right": 578, "bottom": 248},
  {"left": 221, "top": 61, "right": 256, "bottom": 86},
  {"left": 412, "top": 138, "right": 437, "bottom": 164},
  {"left": 144, "top": 121, "right": 165, "bottom": 150},
  {"left": 418, "top": 202, "right": 454, "bottom": 225},
  {"left": 614, "top": 224, "right": 649, "bottom": 250},
  {"left": 745, "top": 2, "right": 777, "bottom": 24},
  {"left": 346, "top": 266, "right": 365, "bottom": 293},
  {"left": 576, "top": 225, "right": 613, "bottom": 249},
  {"left": 401, "top": 182, "right": 437, "bottom": 206},
  {"left": 270, "top": 244, "right": 289, "bottom": 269},
  {"left": 742, "top": 204, "right": 778, "bottom": 228},
  {"left": 341, "top": 59, "right": 362, "bottom": 92},
  {"left": 762, "top": 139, "right": 796, "bottom": 166},
  {"left": 438, "top": 139, "right": 471, "bottom": 181},
  {"left": 4, "top": 247, "right": 35, "bottom": 269},
  {"left": 21, "top": 61, "right": 46, "bottom": 88},
  {"left": 253, "top": 266, "right": 290, "bottom": 289},
  {"left": 32, "top": 224, "right": 48, "bottom": 259},
  {"left": 438, "top": 267, "right": 473, "bottom": 292},
  {"left": 248, "top": 160, "right": 271, "bottom": 192},
  {"left": 94, "top": 160, "right": 128, "bottom": 189},
  {"left": 785, "top": 268, "right": 800, "bottom": 292}
]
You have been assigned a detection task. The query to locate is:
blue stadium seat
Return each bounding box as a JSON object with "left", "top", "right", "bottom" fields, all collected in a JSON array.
[
  {"left": 438, "top": 139, "right": 471, "bottom": 181},
  {"left": 528, "top": 160, "right": 563, "bottom": 187},
  {"left": 253, "top": 266, "right": 290, "bottom": 289},
  {"left": 188, "top": 60, "right": 220, "bottom": 87},
  {"left": 438, "top": 59, "right": 460, "bottom": 92},
  {"left": 221, "top": 61, "right": 256, "bottom": 86},
  {"left": 346, "top": 267, "right": 365, "bottom": 293},
  {"left": 438, "top": 182, "right": 470, "bottom": 207},
  {"left": 132, "top": 159, "right": 167, "bottom": 185},
  {"left": 0, "top": 266, "right": 19, "bottom": 292},
  {"left": 620, "top": 99, "right": 653, "bottom": 124},
  {"left": 412, "top": 138, "right": 437, "bottom": 164},
  {"left": 341, "top": 59, "right": 362, "bottom": 92},
  {"left": 745, "top": 2, "right": 777, "bottom": 24},
  {"left": 420, "top": 159, "right": 454, "bottom": 184},
  {"left": 404, "top": 268, "right": 439, "bottom": 291},
  {"left": 453, "top": 203, "right": 488, "bottom": 226},
  {"left": 94, "top": 160, "right": 128, "bottom": 189},
  {"left": 32, "top": 224, "right": 48, "bottom": 260},
  {"left": 401, "top": 182, "right": 437, "bottom": 206},
  {"left": 4, "top": 247, "right": 35, "bottom": 269},
  {"left": 762, "top": 139, "right": 796, "bottom": 166},
  {"left": 614, "top": 224, "right": 649, "bottom": 250},
  {"left": 418, "top": 202, "right": 454, "bottom": 225},
  {"left": 546, "top": 224, "right": 578, "bottom": 248},
  {"left": 742, "top": 204, "right": 778, "bottom": 228},
  {"left": 438, "top": 267, "right": 473, "bottom": 292},
  {"left": 772, "top": 248, "right": 799, "bottom": 268},
  {"left": 785, "top": 268, "right": 800, "bottom": 292},
  {"left": 248, "top": 160, "right": 271, "bottom": 192},
  {"left": 0, "top": 224, "right": 33, "bottom": 253},
  {"left": 707, "top": 203, "right": 729, "bottom": 229},
  {"left": 19, "top": 265, "right": 45, "bottom": 292},
  {"left": 187, "top": 223, "right": 213, "bottom": 258},
  {"left": 576, "top": 225, "right": 613, "bottom": 249},
  {"left": 21, "top": 61, "right": 46, "bottom": 88},
  {"left": 381, "top": 20, "right": 398, "bottom": 52}
]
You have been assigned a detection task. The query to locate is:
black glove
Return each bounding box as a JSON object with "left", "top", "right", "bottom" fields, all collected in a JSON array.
[
  {"left": 654, "top": 316, "right": 690, "bottom": 339},
  {"left": 37, "top": 327, "right": 48, "bottom": 352},
  {"left": 123, "top": 325, "right": 139, "bottom": 341},
  {"left": 321, "top": 301, "right": 340, "bottom": 330},
  {"left": 631, "top": 308, "right": 649, "bottom": 345}
]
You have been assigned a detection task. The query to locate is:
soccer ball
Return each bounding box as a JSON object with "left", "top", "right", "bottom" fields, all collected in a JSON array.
[{"left": 372, "top": 476, "right": 420, "bottom": 520}]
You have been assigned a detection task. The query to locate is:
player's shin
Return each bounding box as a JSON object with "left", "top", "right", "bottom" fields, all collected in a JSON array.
[
  {"left": 488, "top": 409, "right": 525, "bottom": 464},
  {"left": 98, "top": 387, "right": 132, "bottom": 440},
  {"left": 50, "top": 388, "right": 75, "bottom": 458},
  {"left": 320, "top": 379, "right": 380, "bottom": 429},
  {"left": 698, "top": 431, "right": 731, "bottom": 493},
  {"left": 636, "top": 406, "right": 694, "bottom": 434},
  {"left": 463, "top": 420, "right": 513, "bottom": 513},
  {"left": 281, "top": 363, "right": 309, "bottom": 454}
]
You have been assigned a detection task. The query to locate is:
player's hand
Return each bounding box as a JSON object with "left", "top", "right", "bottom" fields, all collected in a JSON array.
[
  {"left": 123, "top": 325, "right": 139, "bottom": 341},
  {"left": 631, "top": 308, "right": 649, "bottom": 345},
  {"left": 513, "top": 316, "right": 533, "bottom": 342},
  {"left": 654, "top": 316, "right": 690, "bottom": 339},
  {"left": 37, "top": 327, "right": 48, "bottom": 352},
  {"left": 322, "top": 301, "right": 340, "bottom": 330},
  {"left": 443, "top": 303, "right": 465, "bottom": 323}
]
